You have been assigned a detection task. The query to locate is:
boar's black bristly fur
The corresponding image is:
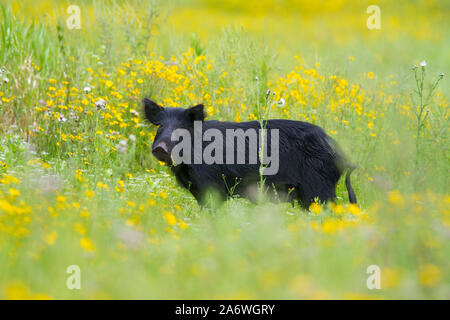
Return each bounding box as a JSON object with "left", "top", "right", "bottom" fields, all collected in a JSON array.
[{"left": 143, "top": 98, "right": 357, "bottom": 208}]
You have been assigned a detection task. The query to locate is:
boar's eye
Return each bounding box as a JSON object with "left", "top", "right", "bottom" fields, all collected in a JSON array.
[
  {"left": 143, "top": 98, "right": 164, "bottom": 125},
  {"left": 186, "top": 104, "right": 205, "bottom": 122}
]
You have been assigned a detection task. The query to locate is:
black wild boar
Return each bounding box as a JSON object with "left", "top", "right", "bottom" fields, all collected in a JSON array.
[{"left": 143, "top": 98, "right": 357, "bottom": 208}]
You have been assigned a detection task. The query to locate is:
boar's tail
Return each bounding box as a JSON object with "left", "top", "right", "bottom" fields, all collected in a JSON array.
[
  {"left": 326, "top": 136, "right": 357, "bottom": 203},
  {"left": 345, "top": 165, "right": 357, "bottom": 204}
]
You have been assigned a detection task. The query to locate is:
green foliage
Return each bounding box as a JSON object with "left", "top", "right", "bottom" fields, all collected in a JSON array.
[{"left": 0, "top": 0, "right": 448, "bottom": 299}]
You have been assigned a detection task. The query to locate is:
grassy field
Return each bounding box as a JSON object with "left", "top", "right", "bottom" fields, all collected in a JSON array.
[{"left": 0, "top": 0, "right": 449, "bottom": 299}]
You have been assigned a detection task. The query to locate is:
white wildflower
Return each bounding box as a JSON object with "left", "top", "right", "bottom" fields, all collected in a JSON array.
[
  {"left": 95, "top": 99, "right": 106, "bottom": 110},
  {"left": 116, "top": 139, "right": 128, "bottom": 153},
  {"left": 69, "top": 112, "right": 79, "bottom": 122},
  {"left": 58, "top": 115, "right": 67, "bottom": 123}
]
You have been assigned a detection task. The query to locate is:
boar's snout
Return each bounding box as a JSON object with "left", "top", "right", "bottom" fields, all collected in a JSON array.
[{"left": 152, "top": 141, "right": 172, "bottom": 164}]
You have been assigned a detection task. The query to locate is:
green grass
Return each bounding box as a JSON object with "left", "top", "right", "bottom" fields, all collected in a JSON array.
[{"left": 0, "top": 0, "right": 448, "bottom": 299}]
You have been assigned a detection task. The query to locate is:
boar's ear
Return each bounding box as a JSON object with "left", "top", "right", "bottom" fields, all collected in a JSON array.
[
  {"left": 186, "top": 104, "right": 205, "bottom": 122},
  {"left": 143, "top": 98, "right": 164, "bottom": 125}
]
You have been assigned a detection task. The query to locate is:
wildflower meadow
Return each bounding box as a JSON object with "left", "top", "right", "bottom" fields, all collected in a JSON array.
[{"left": 0, "top": 0, "right": 448, "bottom": 299}]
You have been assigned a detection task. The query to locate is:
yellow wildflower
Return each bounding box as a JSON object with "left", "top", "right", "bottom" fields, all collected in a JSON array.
[
  {"left": 348, "top": 204, "right": 362, "bottom": 216},
  {"left": 309, "top": 202, "right": 322, "bottom": 215},
  {"left": 419, "top": 264, "right": 442, "bottom": 287},
  {"left": 44, "top": 231, "right": 58, "bottom": 245},
  {"left": 80, "top": 237, "right": 95, "bottom": 252},
  {"left": 388, "top": 190, "right": 404, "bottom": 207},
  {"left": 85, "top": 190, "right": 95, "bottom": 198},
  {"left": 163, "top": 211, "right": 177, "bottom": 226}
]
